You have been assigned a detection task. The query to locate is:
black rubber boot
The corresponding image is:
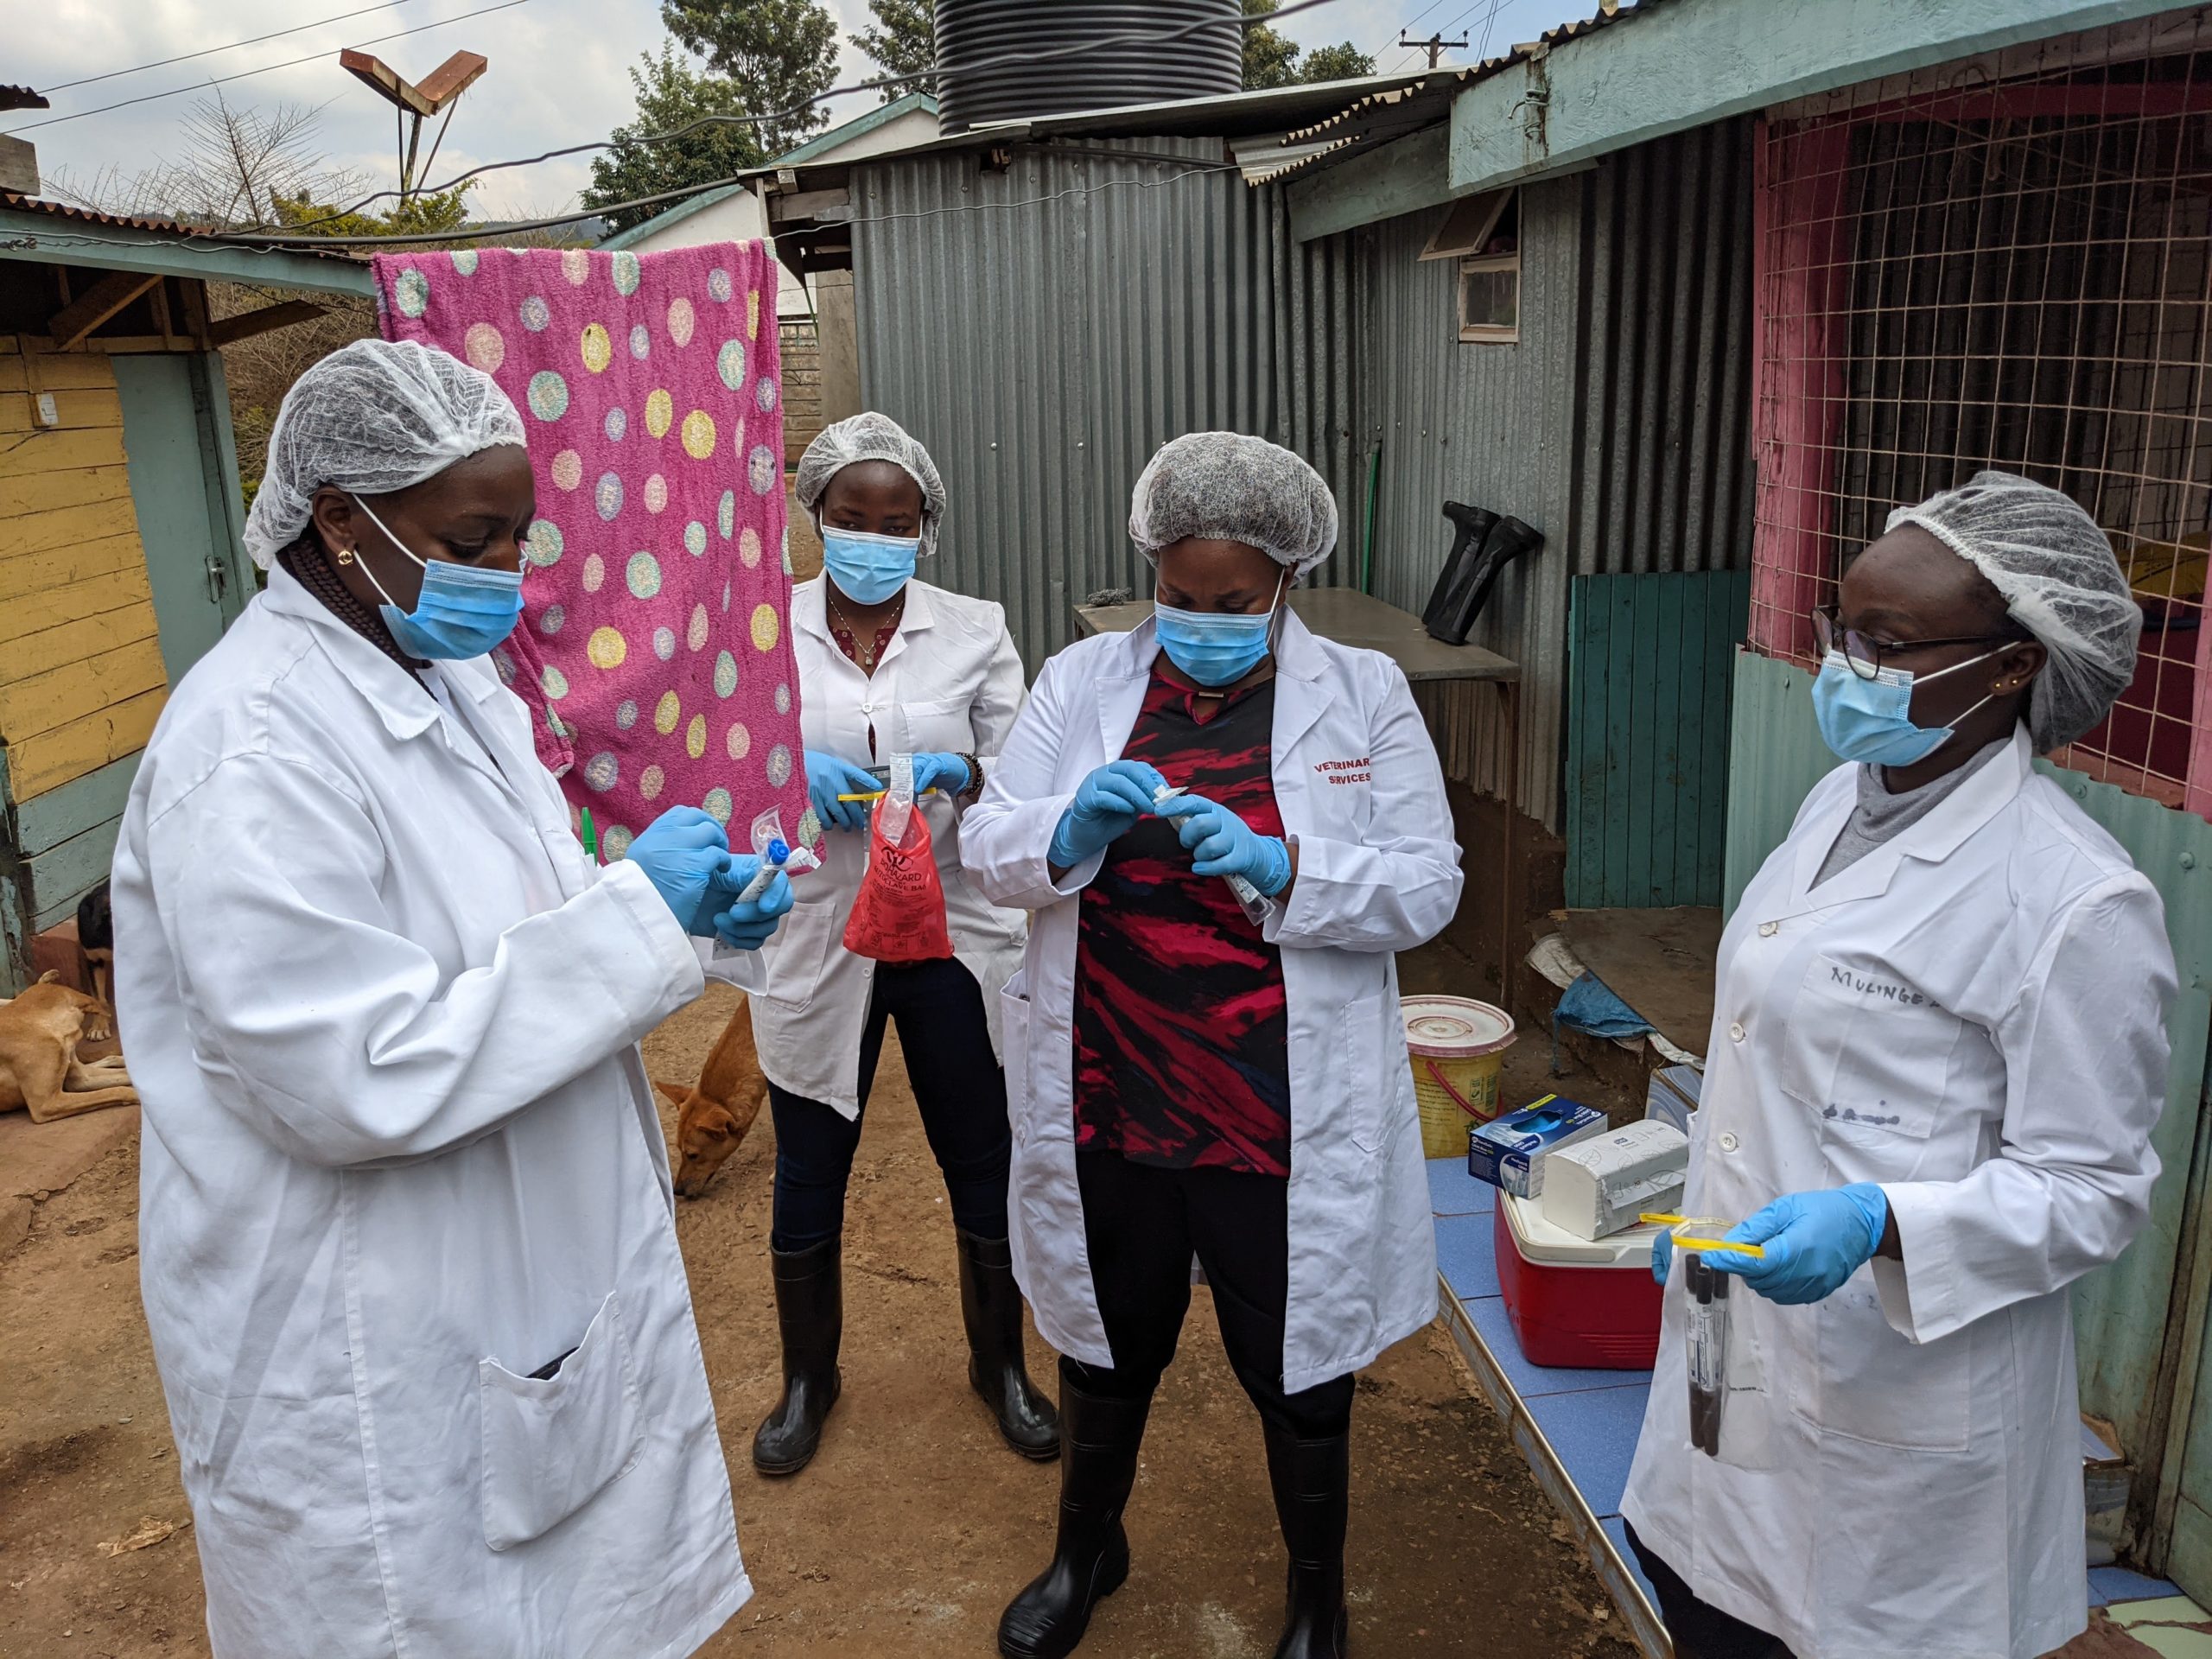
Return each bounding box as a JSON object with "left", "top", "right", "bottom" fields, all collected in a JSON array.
[
  {"left": 997, "top": 1378, "right": 1151, "bottom": 1659},
  {"left": 957, "top": 1229, "right": 1061, "bottom": 1460},
  {"left": 1264, "top": 1424, "right": 1351, "bottom": 1659},
  {"left": 751, "top": 1237, "right": 842, "bottom": 1476}
]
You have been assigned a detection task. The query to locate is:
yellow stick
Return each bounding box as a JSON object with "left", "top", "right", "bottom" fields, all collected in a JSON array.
[
  {"left": 1638, "top": 1213, "right": 1768, "bottom": 1259},
  {"left": 836, "top": 786, "right": 944, "bottom": 801}
]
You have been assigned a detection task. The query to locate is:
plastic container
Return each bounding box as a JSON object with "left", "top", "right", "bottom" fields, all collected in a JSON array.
[
  {"left": 1403, "top": 995, "right": 1516, "bottom": 1159},
  {"left": 1493, "top": 1192, "right": 1664, "bottom": 1370}
]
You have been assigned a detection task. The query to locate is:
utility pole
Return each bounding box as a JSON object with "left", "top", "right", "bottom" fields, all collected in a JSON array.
[{"left": 1397, "top": 30, "right": 1469, "bottom": 69}]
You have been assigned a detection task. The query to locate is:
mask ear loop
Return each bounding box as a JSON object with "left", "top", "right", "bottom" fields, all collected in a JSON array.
[{"left": 347, "top": 494, "right": 429, "bottom": 613}]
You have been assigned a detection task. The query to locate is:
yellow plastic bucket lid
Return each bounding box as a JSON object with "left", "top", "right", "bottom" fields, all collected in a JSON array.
[{"left": 1402, "top": 995, "right": 1516, "bottom": 1058}]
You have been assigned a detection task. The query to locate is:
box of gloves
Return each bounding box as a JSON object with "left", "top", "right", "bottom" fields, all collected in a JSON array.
[
  {"left": 1466, "top": 1096, "right": 1607, "bottom": 1200},
  {"left": 1540, "top": 1119, "right": 1690, "bottom": 1241}
]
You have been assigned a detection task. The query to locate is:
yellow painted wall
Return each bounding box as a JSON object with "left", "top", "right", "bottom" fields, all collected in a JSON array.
[{"left": 0, "top": 342, "right": 168, "bottom": 803}]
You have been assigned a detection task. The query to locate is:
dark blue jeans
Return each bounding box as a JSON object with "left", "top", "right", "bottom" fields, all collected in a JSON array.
[{"left": 767, "top": 957, "right": 1011, "bottom": 1252}]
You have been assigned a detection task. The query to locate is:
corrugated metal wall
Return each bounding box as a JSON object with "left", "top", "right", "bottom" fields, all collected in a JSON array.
[
  {"left": 1363, "top": 118, "right": 1759, "bottom": 829},
  {"left": 850, "top": 138, "right": 1363, "bottom": 667}
]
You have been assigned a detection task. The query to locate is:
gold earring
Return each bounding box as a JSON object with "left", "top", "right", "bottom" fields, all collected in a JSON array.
[{"left": 337, "top": 545, "right": 356, "bottom": 566}]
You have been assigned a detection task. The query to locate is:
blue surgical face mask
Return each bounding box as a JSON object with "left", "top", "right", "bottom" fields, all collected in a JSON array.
[
  {"left": 1811, "top": 645, "right": 2005, "bottom": 766},
  {"left": 821, "top": 527, "right": 920, "bottom": 606},
  {"left": 1153, "top": 574, "right": 1287, "bottom": 689},
  {"left": 349, "top": 495, "right": 525, "bottom": 660}
]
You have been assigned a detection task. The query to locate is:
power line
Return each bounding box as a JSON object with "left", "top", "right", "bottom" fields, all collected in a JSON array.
[
  {"left": 5, "top": 0, "right": 531, "bottom": 134},
  {"left": 1474, "top": 0, "right": 1512, "bottom": 61},
  {"left": 267, "top": 0, "right": 1354, "bottom": 235},
  {"left": 41, "top": 1, "right": 423, "bottom": 95}
]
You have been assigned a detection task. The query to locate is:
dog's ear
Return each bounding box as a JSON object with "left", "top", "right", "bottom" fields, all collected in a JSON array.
[
  {"left": 692, "top": 1103, "right": 741, "bottom": 1136},
  {"left": 652, "top": 1078, "right": 690, "bottom": 1108},
  {"left": 35, "top": 969, "right": 60, "bottom": 985}
]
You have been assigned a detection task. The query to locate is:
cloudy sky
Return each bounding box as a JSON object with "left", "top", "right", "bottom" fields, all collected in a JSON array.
[{"left": 9, "top": 0, "right": 1592, "bottom": 224}]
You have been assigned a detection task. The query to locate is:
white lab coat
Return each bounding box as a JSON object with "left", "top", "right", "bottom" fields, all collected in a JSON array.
[
  {"left": 111, "top": 567, "right": 752, "bottom": 1659},
  {"left": 747, "top": 575, "right": 1029, "bottom": 1113},
  {"left": 960, "top": 612, "right": 1464, "bottom": 1395},
  {"left": 1620, "top": 727, "right": 2176, "bottom": 1659}
]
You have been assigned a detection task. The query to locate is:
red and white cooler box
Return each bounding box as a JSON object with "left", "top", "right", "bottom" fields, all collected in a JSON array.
[{"left": 1492, "top": 1192, "right": 1665, "bottom": 1370}]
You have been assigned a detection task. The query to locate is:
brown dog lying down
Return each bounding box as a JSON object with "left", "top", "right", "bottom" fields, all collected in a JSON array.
[
  {"left": 655, "top": 995, "right": 769, "bottom": 1198},
  {"left": 1, "top": 971, "right": 139, "bottom": 1122}
]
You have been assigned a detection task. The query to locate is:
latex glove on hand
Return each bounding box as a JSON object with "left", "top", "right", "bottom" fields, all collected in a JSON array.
[
  {"left": 1153, "top": 792, "right": 1293, "bottom": 896},
  {"left": 906, "top": 752, "right": 972, "bottom": 799},
  {"left": 1705, "top": 1185, "right": 1889, "bottom": 1305},
  {"left": 627, "top": 806, "right": 734, "bottom": 936},
  {"left": 806, "top": 750, "right": 880, "bottom": 834},
  {"left": 1649, "top": 1227, "right": 1673, "bottom": 1287},
  {"left": 1049, "top": 760, "right": 1169, "bottom": 869},
  {"left": 706, "top": 860, "right": 794, "bottom": 951}
]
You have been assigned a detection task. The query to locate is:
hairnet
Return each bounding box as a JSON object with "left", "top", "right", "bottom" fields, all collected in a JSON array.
[
  {"left": 243, "top": 338, "right": 526, "bottom": 569},
  {"left": 1128, "top": 432, "right": 1338, "bottom": 578},
  {"left": 793, "top": 411, "right": 946, "bottom": 557},
  {"left": 1884, "top": 470, "right": 2142, "bottom": 751}
]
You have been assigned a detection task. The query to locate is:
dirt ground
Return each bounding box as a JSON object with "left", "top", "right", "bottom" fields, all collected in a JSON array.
[{"left": 1, "top": 967, "right": 1643, "bottom": 1659}]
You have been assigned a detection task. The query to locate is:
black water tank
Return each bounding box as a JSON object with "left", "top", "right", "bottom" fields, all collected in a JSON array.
[{"left": 934, "top": 0, "right": 1243, "bottom": 134}]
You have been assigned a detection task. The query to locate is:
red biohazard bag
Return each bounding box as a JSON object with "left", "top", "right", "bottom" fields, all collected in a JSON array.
[{"left": 842, "top": 796, "right": 952, "bottom": 963}]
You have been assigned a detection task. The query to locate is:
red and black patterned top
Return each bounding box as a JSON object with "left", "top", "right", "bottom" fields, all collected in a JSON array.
[{"left": 1072, "top": 667, "right": 1291, "bottom": 1178}]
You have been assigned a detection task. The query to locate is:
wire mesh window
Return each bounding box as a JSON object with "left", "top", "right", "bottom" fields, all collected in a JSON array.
[{"left": 1750, "top": 16, "right": 2212, "bottom": 811}]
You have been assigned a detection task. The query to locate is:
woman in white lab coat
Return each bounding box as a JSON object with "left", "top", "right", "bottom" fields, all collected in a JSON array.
[
  {"left": 1620, "top": 473, "right": 2177, "bottom": 1659},
  {"left": 963, "top": 434, "right": 1464, "bottom": 1659},
  {"left": 746, "top": 412, "right": 1055, "bottom": 1476},
  {"left": 110, "top": 340, "right": 791, "bottom": 1659}
]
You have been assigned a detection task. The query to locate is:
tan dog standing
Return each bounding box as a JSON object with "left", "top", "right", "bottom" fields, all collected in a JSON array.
[
  {"left": 1, "top": 971, "right": 138, "bottom": 1122},
  {"left": 655, "top": 995, "right": 769, "bottom": 1198}
]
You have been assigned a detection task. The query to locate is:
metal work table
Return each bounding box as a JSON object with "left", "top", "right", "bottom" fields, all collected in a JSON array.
[{"left": 1073, "top": 588, "right": 1524, "bottom": 999}]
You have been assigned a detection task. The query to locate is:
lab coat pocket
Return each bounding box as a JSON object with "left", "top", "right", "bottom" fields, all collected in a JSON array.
[
  {"left": 478, "top": 1290, "right": 645, "bottom": 1552},
  {"left": 1338, "top": 993, "right": 1389, "bottom": 1154},
  {"left": 999, "top": 976, "right": 1033, "bottom": 1148},
  {"left": 1780, "top": 954, "right": 1960, "bottom": 1154},
  {"left": 760, "top": 896, "right": 841, "bottom": 1009},
  {"left": 893, "top": 696, "right": 973, "bottom": 753},
  {"left": 1807, "top": 1280, "right": 1970, "bottom": 1452}
]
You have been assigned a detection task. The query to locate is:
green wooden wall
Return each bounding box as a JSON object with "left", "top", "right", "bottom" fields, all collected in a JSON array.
[
  {"left": 1566, "top": 569, "right": 1751, "bottom": 908},
  {"left": 1724, "top": 647, "right": 2212, "bottom": 1531}
]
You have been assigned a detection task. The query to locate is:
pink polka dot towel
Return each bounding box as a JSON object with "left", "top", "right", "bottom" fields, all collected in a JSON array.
[{"left": 374, "top": 244, "right": 809, "bottom": 860}]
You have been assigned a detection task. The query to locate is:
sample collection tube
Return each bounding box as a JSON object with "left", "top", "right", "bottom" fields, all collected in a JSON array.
[{"left": 1683, "top": 1250, "right": 1731, "bottom": 1459}]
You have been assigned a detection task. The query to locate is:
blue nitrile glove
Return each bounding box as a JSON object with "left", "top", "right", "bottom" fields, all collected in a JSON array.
[
  {"left": 907, "top": 752, "right": 972, "bottom": 798},
  {"left": 1153, "top": 792, "right": 1293, "bottom": 896},
  {"left": 709, "top": 864, "right": 794, "bottom": 951},
  {"left": 1650, "top": 1227, "right": 1673, "bottom": 1287},
  {"left": 1704, "top": 1185, "right": 1889, "bottom": 1305},
  {"left": 627, "top": 806, "right": 734, "bottom": 936},
  {"left": 1049, "top": 760, "right": 1169, "bottom": 869},
  {"left": 807, "top": 750, "right": 880, "bottom": 834}
]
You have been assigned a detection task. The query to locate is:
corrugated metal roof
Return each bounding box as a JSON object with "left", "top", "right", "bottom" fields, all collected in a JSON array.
[
  {"left": 0, "top": 191, "right": 367, "bottom": 264},
  {"left": 0, "top": 85, "right": 48, "bottom": 111},
  {"left": 1262, "top": 1, "right": 1664, "bottom": 188}
]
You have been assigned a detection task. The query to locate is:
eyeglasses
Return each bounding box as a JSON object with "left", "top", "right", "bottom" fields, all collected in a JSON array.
[{"left": 1810, "top": 607, "right": 2021, "bottom": 681}]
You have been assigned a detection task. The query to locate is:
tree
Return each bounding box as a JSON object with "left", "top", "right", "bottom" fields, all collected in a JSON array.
[
  {"left": 1242, "top": 1, "right": 1376, "bottom": 89},
  {"left": 1242, "top": 0, "right": 1301, "bottom": 90},
  {"left": 852, "top": 0, "right": 934, "bottom": 101},
  {"left": 582, "top": 43, "right": 766, "bottom": 233},
  {"left": 660, "top": 0, "right": 839, "bottom": 156},
  {"left": 1302, "top": 42, "right": 1376, "bottom": 82}
]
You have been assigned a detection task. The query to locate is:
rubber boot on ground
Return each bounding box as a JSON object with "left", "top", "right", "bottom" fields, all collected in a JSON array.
[
  {"left": 997, "top": 1378, "right": 1151, "bottom": 1659},
  {"left": 751, "top": 1236, "right": 842, "bottom": 1476},
  {"left": 957, "top": 1228, "right": 1060, "bottom": 1459},
  {"left": 1264, "top": 1423, "right": 1351, "bottom": 1659}
]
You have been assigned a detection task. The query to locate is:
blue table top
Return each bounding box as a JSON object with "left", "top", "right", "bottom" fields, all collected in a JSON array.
[{"left": 1425, "top": 1157, "right": 2175, "bottom": 1617}]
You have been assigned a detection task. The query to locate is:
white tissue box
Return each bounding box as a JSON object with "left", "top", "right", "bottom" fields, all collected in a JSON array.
[{"left": 1540, "top": 1120, "right": 1690, "bottom": 1241}]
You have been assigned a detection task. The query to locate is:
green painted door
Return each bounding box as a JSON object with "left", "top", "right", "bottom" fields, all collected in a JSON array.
[{"left": 111, "top": 352, "right": 251, "bottom": 683}]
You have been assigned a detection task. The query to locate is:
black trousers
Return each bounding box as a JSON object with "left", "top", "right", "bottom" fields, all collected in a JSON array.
[
  {"left": 767, "top": 957, "right": 1011, "bottom": 1252},
  {"left": 1064, "top": 1147, "right": 1356, "bottom": 1440},
  {"left": 1624, "top": 1522, "right": 1795, "bottom": 1659}
]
